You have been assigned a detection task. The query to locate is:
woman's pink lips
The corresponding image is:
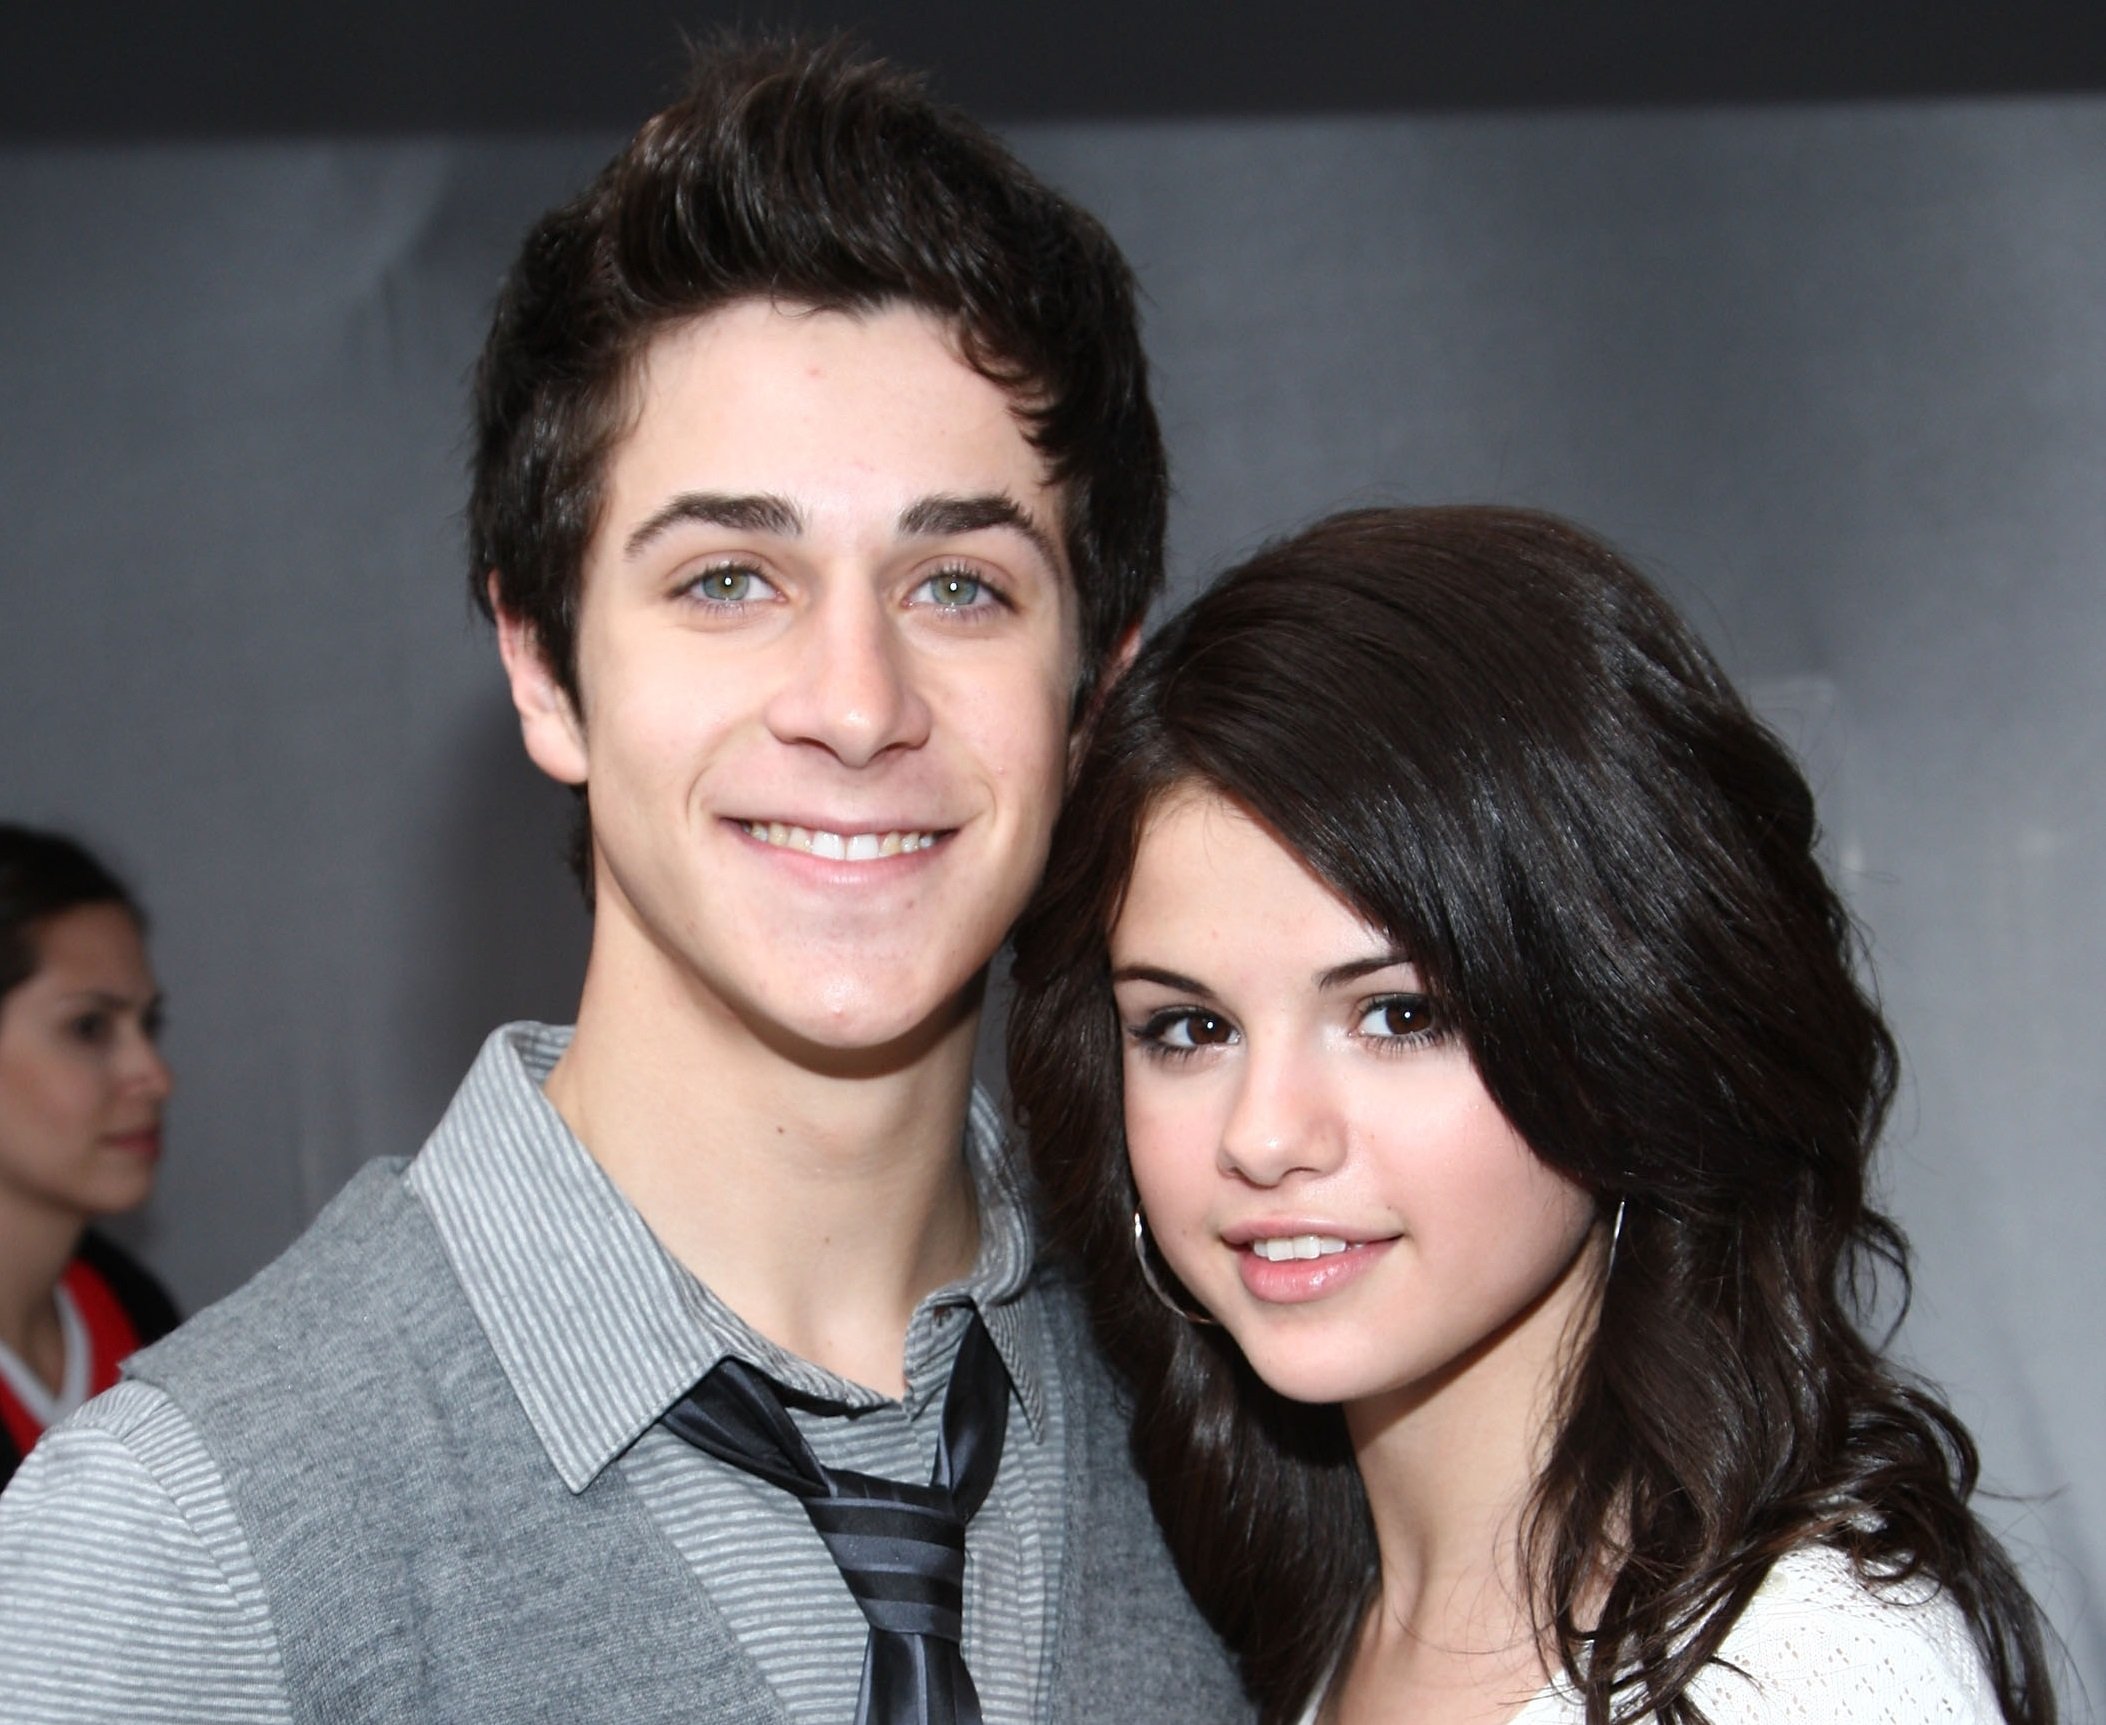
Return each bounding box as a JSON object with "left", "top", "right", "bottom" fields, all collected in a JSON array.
[
  {"left": 104, "top": 1129, "right": 162, "bottom": 1160},
  {"left": 1233, "top": 1236, "right": 1393, "bottom": 1304}
]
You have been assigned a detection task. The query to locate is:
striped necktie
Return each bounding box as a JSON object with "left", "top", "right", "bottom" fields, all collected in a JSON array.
[{"left": 663, "top": 1311, "right": 1010, "bottom": 1725}]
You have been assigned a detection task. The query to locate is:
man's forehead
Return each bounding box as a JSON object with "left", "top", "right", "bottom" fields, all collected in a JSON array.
[
  {"left": 601, "top": 300, "right": 1069, "bottom": 562},
  {"left": 626, "top": 296, "right": 1004, "bottom": 412}
]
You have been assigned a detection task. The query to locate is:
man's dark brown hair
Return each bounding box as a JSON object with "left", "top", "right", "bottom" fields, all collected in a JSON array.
[{"left": 469, "top": 34, "right": 1166, "bottom": 713}]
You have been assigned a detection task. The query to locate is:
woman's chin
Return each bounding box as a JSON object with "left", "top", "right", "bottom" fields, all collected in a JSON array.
[{"left": 1220, "top": 1323, "right": 1398, "bottom": 1411}]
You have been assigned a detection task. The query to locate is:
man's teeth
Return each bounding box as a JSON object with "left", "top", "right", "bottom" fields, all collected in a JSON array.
[
  {"left": 1251, "top": 1235, "right": 1351, "bottom": 1262},
  {"left": 741, "top": 822, "right": 938, "bottom": 860}
]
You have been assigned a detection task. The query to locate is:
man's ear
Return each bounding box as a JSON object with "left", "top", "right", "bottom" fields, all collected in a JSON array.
[
  {"left": 1102, "top": 620, "right": 1143, "bottom": 686},
  {"left": 1070, "top": 621, "right": 1144, "bottom": 771},
  {"left": 491, "top": 577, "right": 589, "bottom": 788}
]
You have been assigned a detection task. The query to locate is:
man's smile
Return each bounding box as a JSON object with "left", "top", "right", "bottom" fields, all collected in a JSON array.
[{"left": 735, "top": 820, "right": 946, "bottom": 860}]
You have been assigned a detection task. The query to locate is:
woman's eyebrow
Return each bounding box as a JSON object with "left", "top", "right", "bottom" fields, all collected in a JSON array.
[
  {"left": 51, "top": 987, "right": 149, "bottom": 1010},
  {"left": 1315, "top": 952, "right": 1414, "bottom": 990},
  {"left": 1109, "top": 963, "right": 1213, "bottom": 994}
]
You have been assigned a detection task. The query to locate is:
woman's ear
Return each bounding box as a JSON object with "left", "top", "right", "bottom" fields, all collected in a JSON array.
[{"left": 492, "top": 577, "right": 589, "bottom": 788}]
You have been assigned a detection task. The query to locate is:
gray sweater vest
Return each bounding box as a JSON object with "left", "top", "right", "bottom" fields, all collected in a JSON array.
[{"left": 130, "top": 1162, "right": 1250, "bottom": 1724}]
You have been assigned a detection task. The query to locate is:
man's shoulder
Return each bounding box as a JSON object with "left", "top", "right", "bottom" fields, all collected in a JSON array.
[
  {"left": 128, "top": 1157, "right": 423, "bottom": 1397},
  {"left": 0, "top": 1378, "right": 293, "bottom": 1723},
  {"left": 121, "top": 1153, "right": 499, "bottom": 1509}
]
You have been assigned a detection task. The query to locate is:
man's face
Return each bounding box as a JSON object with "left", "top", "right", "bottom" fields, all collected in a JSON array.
[{"left": 505, "top": 299, "right": 1080, "bottom": 1064}]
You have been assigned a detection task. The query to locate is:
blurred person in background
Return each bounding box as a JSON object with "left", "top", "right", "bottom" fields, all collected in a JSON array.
[{"left": 0, "top": 824, "right": 176, "bottom": 1493}]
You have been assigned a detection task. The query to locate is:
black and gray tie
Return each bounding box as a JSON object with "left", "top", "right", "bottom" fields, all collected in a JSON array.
[{"left": 662, "top": 1311, "right": 1010, "bottom": 1725}]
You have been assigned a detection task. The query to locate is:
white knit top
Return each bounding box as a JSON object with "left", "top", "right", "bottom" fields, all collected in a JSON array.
[{"left": 1298, "top": 1542, "right": 2002, "bottom": 1724}]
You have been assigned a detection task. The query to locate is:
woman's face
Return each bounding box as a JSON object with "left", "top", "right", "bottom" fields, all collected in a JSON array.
[
  {"left": 0, "top": 903, "right": 170, "bottom": 1225},
  {"left": 1110, "top": 790, "right": 1602, "bottom": 1418}
]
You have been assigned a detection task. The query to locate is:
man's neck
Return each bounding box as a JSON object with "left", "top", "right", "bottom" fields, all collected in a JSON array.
[{"left": 542, "top": 944, "right": 987, "bottom": 1396}]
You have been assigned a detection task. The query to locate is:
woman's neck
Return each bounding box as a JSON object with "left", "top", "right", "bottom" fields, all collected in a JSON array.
[
  {"left": 0, "top": 1199, "right": 85, "bottom": 1394},
  {"left": 1329, "top": 1240, "right": 1605, "bottom": 1725}
]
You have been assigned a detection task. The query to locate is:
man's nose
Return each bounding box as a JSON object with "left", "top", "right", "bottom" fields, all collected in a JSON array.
[{"left": 763, "top": 584, "right": 933, "bottom": 767}]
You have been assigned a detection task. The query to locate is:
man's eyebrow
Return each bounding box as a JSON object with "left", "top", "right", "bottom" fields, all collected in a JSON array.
[
  {"left": 899, "top": 493, "right": 1062, "bottom": 575},
  {"left": 623, "top": 492, "right": 803, "bottom": 561}
]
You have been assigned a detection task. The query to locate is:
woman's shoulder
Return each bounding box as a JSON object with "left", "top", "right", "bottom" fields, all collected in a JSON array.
[
  {"left": 1511, "top": 1543, "right": 2003, "bottom": 1725},
  {"left": 1682, "top": 1541, "right": 2003, "bottom": 1723},
  {"left": 71, "top": 1230, "right": 181, "bottom": 1344}
]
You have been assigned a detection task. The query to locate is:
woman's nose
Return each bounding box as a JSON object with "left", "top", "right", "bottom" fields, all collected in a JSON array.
[
  {"left": 125, "top": 1024, "right": 174, "bottom": 1101},
  {"left": 1217, "top": 1040, "right": 1344, "bottom": 1187}
]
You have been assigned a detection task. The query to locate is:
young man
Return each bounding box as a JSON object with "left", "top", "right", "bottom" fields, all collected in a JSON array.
[{"left": 0, "top": 39, "right": 1248, "bottom": 1723}]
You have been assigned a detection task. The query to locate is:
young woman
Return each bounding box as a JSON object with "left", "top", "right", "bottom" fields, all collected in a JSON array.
[
  {"left": 0, "top": 825, "right": 177, "bottom": 1492},
  {"left": 1008, "top": 508, "right": 2056, "bottom": 1724}
]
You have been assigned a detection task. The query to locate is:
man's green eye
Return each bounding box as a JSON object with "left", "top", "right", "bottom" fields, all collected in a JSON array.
[
  {"left": 701, "top": 570, "right": 757, "bottom": 601},
  {"left": 928, "top": 573, "right": 984, "bottom": 607}
]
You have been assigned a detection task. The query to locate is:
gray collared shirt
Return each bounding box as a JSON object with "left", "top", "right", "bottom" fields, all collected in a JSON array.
[{"left": 0, "top": 1022, "right": 1065, "bottom": 1724}]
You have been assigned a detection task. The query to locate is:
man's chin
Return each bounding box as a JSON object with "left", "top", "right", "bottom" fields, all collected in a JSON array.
[{"left": 733, "top": 968, "right": 990, "bottom": 1081}]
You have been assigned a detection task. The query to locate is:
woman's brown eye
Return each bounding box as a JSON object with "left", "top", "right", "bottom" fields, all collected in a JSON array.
[
  {"left": 1359, "top": 994, "right": 1438, "bottom": 1041},
  {"left": 1138, "top": 1008, "right": 1238, "bottom": 1051}
]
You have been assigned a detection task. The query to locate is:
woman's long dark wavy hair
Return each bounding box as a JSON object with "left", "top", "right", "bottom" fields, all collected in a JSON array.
[{"left": 1007, "top": 507, "right": 2055, "bottom": 1725}]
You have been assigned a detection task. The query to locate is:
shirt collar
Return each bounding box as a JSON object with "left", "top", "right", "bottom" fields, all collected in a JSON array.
[{"left": 408, "top": 1022, "right": 1048, "bottom": 1493}]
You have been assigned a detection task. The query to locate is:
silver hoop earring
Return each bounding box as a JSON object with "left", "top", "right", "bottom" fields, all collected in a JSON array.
[
  {"left": 1132, "top": 1210, "right": 1219, "bottom": 1326},
  {"left": 1604, "top": 1196, "right": 1628, "bottom": 1280}
]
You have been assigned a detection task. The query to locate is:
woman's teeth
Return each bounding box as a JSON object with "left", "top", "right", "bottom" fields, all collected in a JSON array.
[
  {"left": 741, "top": 822, "right": 938, "bottom": 860},
  {"left": 1250, "top": 1235, "right": 1351, "bottom": 1262}
]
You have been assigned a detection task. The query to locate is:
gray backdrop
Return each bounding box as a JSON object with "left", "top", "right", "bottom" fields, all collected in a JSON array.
[{"left": 2, "top": 98, "right": 2100, "bottom": 1706}]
